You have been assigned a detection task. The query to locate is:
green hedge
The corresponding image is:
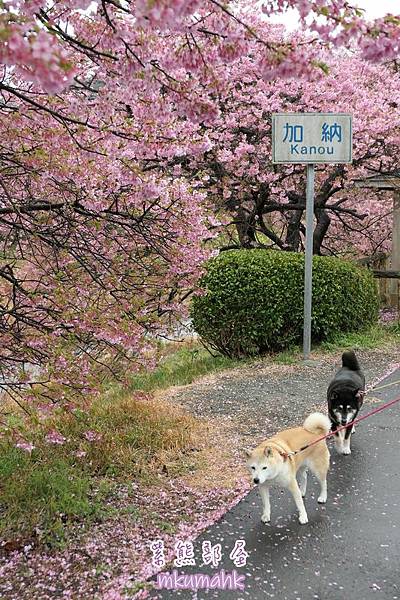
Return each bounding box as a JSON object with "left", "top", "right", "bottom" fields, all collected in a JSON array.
[{"left": 191, "top": 249, "right": 379, "bottom": 357}]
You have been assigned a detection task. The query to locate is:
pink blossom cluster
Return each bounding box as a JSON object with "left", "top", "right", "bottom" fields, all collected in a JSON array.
[
  {"left": 83, "top": 430, "right": 102, "bottom": 442},
  {"left": 0, "top": 23, "right": 74, "bottom": 93},
  {"left": 15, "top": 439, "right": 35, "bottom": 453},
  {"left": 45, "top": 430, "right": 67, "bottom": 445},
  {"left": 0, "top": 0, "right": 399, "bottom": 94},
  {"left": 134, "top": 0, "right": 202, "bottom": 30}
]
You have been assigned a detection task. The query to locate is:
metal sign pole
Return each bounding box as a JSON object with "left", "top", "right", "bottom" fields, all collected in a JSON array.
[
  {"left": 271, "top": 113, "right": 352, "bottom": 361},
  {"left": 303, "top": 163, "right": 315, "bottom": 360}
]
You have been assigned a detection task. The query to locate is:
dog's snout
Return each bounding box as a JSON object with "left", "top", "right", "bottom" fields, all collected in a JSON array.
[{"left": 253, "top": 477, "right": 260, "bottom": 484}]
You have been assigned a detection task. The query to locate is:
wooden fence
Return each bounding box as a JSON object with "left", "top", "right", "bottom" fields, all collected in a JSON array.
[{"left": 359, "top": 253, "right": 400, "bottom": 309}]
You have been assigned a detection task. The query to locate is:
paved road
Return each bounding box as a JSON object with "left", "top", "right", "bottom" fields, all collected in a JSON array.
[{"left": 151, "top": 367, "right": 400, "bottom": 600}]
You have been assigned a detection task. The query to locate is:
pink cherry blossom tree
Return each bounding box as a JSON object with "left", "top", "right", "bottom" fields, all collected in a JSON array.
[
  {"left": 0, "top": 1, "right": 399, "bottom": 411},
  {"left": 0, "top": 98, "right": 213, "bottom": 406},
  {"left": 1, "top": 1, "right": 399, "bottom": 94},
  {"left": 180, "top": 54, "right": 400, "bottom": 257}
]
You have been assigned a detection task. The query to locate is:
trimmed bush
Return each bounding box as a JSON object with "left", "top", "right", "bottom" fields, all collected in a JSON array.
[{"left": 191, "top": 249, "right": 379, "bottom": 357}]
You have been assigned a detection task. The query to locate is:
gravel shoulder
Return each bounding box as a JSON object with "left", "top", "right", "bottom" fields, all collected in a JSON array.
[{"left": 160, "top": 345, "right": 400, "bottom": 447}]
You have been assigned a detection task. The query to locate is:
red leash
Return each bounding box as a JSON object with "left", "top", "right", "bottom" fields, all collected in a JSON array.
[{"left": 286, "top": 392, "right": 400, "bottom": 458}]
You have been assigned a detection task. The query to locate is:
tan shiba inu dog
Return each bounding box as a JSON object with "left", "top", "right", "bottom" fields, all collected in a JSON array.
[{"left": 246, "top": 413, "right": 330, "bottom": 525}]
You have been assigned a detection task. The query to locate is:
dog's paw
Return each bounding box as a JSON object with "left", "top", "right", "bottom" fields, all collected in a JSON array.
[
  {"left": 261, "top": 514, "right": 270, "bottom": 524},
  {"left": 342, "top": 447, "right": 351, "bottom": 455},
  {"left": 317, "top": 495, "right": 327, "bottom": 504},
  {"left": 298, "top": 513, "right": 308, "bottom": 525}
]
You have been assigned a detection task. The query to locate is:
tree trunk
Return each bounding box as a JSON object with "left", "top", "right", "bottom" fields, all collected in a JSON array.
[
  {"left": 236, "top": 207, "right": 257, "bottom": 248},
  {"left": 313, "top": 207, "right": 331, "bottom": 255},
  {"left": 285, "top": 208, "right": 303, "bottom": 251}
]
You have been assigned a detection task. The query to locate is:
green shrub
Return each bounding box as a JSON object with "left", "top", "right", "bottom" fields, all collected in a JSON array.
[{"left": 191, "top": 249, "right": 379, "bottom": 357}]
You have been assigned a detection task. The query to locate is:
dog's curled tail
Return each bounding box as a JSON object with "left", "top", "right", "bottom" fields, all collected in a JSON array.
[
  {"left": 342, "top": 350, "right": 361, "bottom": 372},
  {"left": 303, "top": 412, "right": 331, "bottom": 435}
]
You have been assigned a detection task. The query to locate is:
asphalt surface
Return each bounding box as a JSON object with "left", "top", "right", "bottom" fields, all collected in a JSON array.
[{"left": 151, "top": 367, "right": 400, "bottom": 600}]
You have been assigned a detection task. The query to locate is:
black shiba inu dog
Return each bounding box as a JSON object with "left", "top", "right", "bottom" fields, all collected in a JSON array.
[{"left": 327, "top": 351, "right": 365, "bottom": 455}]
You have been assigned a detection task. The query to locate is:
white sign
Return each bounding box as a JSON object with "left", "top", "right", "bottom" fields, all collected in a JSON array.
[{"left": 272, "top": 113, "right": 352, "bottom": 164}]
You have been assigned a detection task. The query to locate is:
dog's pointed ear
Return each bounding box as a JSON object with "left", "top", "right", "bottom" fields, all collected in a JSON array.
[
  {"left": 245, "top": 449, "right": 252, "bottom": 458},
  {"left": 330, "top": 391, "right": 337, "bottom": 401},
  {"left": 264, "top": 446, "right": 272, "bottom": 457}
]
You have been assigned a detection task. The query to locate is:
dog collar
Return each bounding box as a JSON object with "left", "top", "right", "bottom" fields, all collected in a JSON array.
[{"left": 267, "top": 439, "right": 292, "bottom": 461}]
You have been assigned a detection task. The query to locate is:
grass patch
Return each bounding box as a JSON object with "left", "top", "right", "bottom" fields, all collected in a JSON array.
[
  {"left": 319, "top": 322, "right": 400, "bottom": 352},
  {"left": 149, "top": 511, "right": 177, "bottom": 534},
  {"left": 271, "top": 347, "right": 300, "bottom": 365},
  {"left": 267, "top": 322, "right": 399, "bottom": 364},
  {"left": 267, "top": 322, "right": 400, "bottom": 365},
  {"left": 126, "top": 341, "right": 238, "bottom": 392},
  {"left": 0, "top": 340, "right": 234, "bottom": 546},
  {"left": 0, "top": 393, "right": 199, "bottom": 545},
  {"left": 0, "top": 447, "right": 106, "bottom": 545}
]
